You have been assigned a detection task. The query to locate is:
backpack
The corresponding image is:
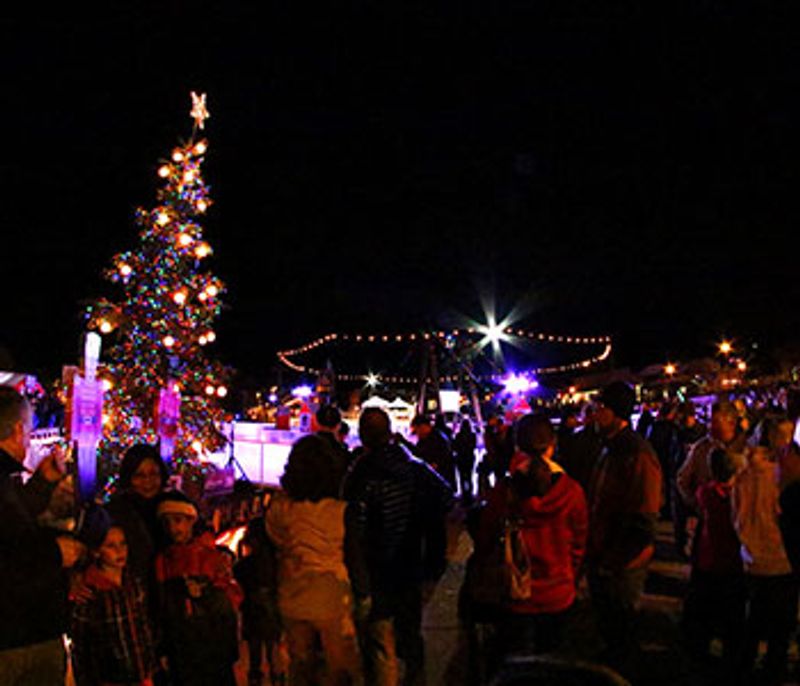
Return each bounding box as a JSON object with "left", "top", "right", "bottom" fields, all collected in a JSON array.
[{"left": 463, "top": 483, "right": 532, "bottom": 609}]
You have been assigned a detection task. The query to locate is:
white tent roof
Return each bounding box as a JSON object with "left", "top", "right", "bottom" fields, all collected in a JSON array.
[
  {"left": 388, "top": 396, "right": 414, "bottom": 410},
  {"left": 362, "top": 395, "right": 391, "bottom": 408}
]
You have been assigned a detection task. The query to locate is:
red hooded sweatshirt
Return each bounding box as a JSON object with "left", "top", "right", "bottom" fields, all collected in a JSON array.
[{"left": 478, "top": 472, "right": 588, "bottom": 614}]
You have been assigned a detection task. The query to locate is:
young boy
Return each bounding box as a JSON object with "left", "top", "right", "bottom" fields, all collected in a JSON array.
[
  {"left": 71, "top": 520, "right": 158, "bottom": 686},
  {"left": 154, "top": 491, "right": 242, "bottom": 686}
]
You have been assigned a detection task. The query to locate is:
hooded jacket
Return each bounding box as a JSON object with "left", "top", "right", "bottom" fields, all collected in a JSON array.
[{"left": 477, "top": 471, "right": 588, "bottom": 614}]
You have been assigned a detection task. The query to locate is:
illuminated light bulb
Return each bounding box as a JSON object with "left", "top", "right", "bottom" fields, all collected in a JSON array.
[
  {"left": 102, "top": 413, "right": 111, "bottom": 426},
  {"left": 216, "top": 386, "right": 228, "bottom": 398},
  {"left": 119, "top": 263, "right": 132, "bottom": 277},
  {"left": 158, "top": 165, "right": 171, "bottom": 178},
  {"left": 196, "top": 200, "right": 208, "bottom": 213},
  {"left": 173, "top": 291, "right": 187, "bottom": 305},
  {"left": 172, "top": 151, "right": 184, "bottom": 162},
  {"left": 205, "top": 385, "right": 216, "bottom": 396},
  {"left": 205, "top": 331, "right": 216, "bottom": 343},
  {"left": 206, "top": 285, "right": 219, "bottom": 297},
  {"left": 101, "top": 378, "right": 114, "bottom": 392},
  {"left": 163, "top": 335, "right": 176, "bottom": 348},
  {"left": 156, "top": 212, "right": 170, "bottom": 226},
  {"left": 183, "top": 170, "right": 195, "bottom": 184},
  {"left": 194, "top": 242, "right": 211, "bottom": 258},
  {"left": 99, "top": 320, "right": 113, "bottom": 334},
  {"left": 198, "top": 292, "right": 208, "bottom": 302},
  {"left": 178, "top": 233, "right": 193, "bottom": 247},
  {"left": 719, "top": 341, "right": 733, "bottom": 355},
  {"left": 664, "top": 363, "right": 676, "bottom": 376},
  {"left": 737, "top": 361, "right": 747, "bottom": 372},
  {"left": 191, "top": 440, "right": 204, "bottom": 454},
  {"left": 194, "top": 141, "right": 207, "bottom": 155},
  {"left": 172, "top": 383, "right": 181, "bottom": 393},
  {"left": 198, "top": 336, "right": 208, "bottom": 346}
]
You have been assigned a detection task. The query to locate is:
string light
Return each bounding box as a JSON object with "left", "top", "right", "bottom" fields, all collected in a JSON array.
[
  {"left": 178, "top": 233, "right": 193, "bottom": 247},
  {"left": 194, "top": 242, "right": 211, "bottom": 258},
  {"left": 163, "top": 335, "right": 176, "bottom": 348},
  {"left": 118, "top": 263, "right": 132, "bottom": 278},
  {"left": 99, "top": 320, "right": 113, "bottom": 334},
  {"left": 156, "top": 212, "right": 170, "bottom": 226},
  {"left": 158, "top": 165, "right": 171, "bottom": 178}
]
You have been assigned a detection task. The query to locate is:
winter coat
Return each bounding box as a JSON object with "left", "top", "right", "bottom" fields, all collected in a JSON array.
[
  {"left": 732, "top": 458, "right": 792, "bottom": 576},
  {"left": 587, "top": 427, "right": 662, "bottom": 571},
  {"left": 477, "top": 472, "right": 588, "bottom": 614},
  {"left": 265, "top": 494, "right": 358, "bottom": 622},
  {"left": 342, "top": 440, "right": 454, "bottom": 594},
  {"left": 0, "top": 447, "right": 67, "bottom": 650}
]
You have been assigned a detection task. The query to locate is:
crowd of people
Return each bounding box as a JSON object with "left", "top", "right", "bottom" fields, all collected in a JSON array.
[{"left": 2, "top": 380, "right": 800, "bottom": 685}]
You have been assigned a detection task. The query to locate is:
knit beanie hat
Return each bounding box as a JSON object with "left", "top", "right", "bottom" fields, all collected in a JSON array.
[
  {"left": 156, "top": 490, "right": 198, "bottom": 520},
  {"left": 598, "top": 381, "right": 636, "bottom": 421}
]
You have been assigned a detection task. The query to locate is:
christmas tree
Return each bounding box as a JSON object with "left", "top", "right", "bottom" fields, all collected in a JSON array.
[{"left": 86, "top": 93, "right": 229, "bottom": 485}]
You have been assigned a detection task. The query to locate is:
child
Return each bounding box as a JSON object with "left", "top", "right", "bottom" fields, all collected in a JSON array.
[
  {"left": 154, "top": 491, "right": 242, "bottom": 686},
  {"left": 234, "top": 517, "right": 284, "bottom": 686},
  {"left": 71, "top": 519, "right": 158, "bottom": 686},
  {"left": 682, "top": 448, "right": 745, "bottom": 676}
]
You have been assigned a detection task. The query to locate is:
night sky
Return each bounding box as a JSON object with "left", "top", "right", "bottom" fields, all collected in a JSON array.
[{"left": 4, "top": 4, "right": 799, "bottom": 386}]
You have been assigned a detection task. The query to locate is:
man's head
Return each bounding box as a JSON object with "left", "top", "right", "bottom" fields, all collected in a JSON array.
[
  {"left": 359, "top": 408, "right": 392, "bottom": 451},
  {"left": 710, "top": 400, "right": 739, "bottom": 443},
  {"left": 410, "top": 414, "right": 433, "bottom": 439},
  {"left": 594, "top": 382, "right": 636, "bottom": 436},
  {"left": 0, "top": 387, "right": 31, "bottom": 463},
  {"left": 315, "top": 405, "right": 341, "bottom": 432}
]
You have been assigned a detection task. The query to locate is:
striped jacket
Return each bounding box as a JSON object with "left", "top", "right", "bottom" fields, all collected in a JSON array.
[{"left": 342, "top": 440, "right": 454, "bottom": 593}]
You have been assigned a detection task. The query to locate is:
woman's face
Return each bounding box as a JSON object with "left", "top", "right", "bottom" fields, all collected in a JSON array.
[{"left": 129, "top": 458, "right": 163, "bottom": 499}]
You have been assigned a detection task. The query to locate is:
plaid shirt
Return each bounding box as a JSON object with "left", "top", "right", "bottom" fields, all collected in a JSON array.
[{"left": 71, "top": 566, "right": 157, "bottom": 686}]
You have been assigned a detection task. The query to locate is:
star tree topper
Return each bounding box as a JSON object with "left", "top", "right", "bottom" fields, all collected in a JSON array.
[{"left": 190, "top": 91, "right": 210, "bottom": 130}]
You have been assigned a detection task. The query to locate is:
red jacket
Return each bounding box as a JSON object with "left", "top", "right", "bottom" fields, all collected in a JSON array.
[
  {"left": 695, "top": 481, "right": 742, "bottom": 575},
  {"left": 478, "top": 473, "right": 588, "bottom": 614}
]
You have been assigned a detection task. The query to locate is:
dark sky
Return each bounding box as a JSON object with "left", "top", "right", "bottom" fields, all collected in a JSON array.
[{"left": 4, "top": 4, "right": 799, "bottom": 384}]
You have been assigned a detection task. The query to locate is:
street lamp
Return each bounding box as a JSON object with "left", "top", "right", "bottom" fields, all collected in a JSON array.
[
  {"left": 664, "top": 363, "right": 676, "bottom": 376},
  {"left": 718, "top": 341, "right": 733, "bottom": 355}
]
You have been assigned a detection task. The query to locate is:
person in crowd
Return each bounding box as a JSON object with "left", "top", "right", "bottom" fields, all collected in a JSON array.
[
  {"left": 71, "top": 518, "right": 158, "bottom": 686},
  {"left": 557, "top": 403, "right": 603, "bottom": 493},
  {"left": 0, "top": 386, "right": 85, "bottom": 684},
  {"left": 266, "top": 434, "right": 364, "bottom": 686},
  {"left": 482, "top": 415, "right": 514, "bottom": 490},
  {"left": 681, "top": 449, "right": 745, "bottom": 678},
  {"left": 338, "top": 420, "right": 352, "bottom": 449},
  {"left": 154, "top": 490, "right": 242, "bottom": 686},
  {"left": 343, "top": 408, "right": 453, "bottom": 686},
  {"left": 732, "top": 438, "right": 797, "bottom": 684},
  {"left": 647, "top": 403, "right": 680, "bottom": 518},
  {"left": 234, "top": 517, "right": 284, "bottom": 686},
  {"left": 453, "top": 418, "right": 477, "bottom": 501},
  {"left": 398, "top": 414, "right": 456, "bottom": 490},
  {"left": 586, "top": 381, "right": 662, "bottom": 676},
  {"left": 671, "top": 402, "right": 706, "bottom": 554},
  {"left": 635, "top": 405, "right": 654, "bottom": 437},
  {"left": 677, "top": 400, "right": 747, "bottom": 513},
  {"left": 475, "top": 413, "right": 587, "bottom": 658},
  {"left": 315, "top": 404, "right": 351, "bottom": 489},
  {"left": 107, "top": 443, "right": 170, "bottom": 583}
]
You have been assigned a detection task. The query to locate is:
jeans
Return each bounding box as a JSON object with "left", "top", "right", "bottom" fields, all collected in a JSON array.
[
  {"left": 0, "top": 637, "right": 65, "bottom": 686},
  {"left": 284, "top": 615, "right": 362, "bottom": 686},
  {"left": 588, "top": 565, "right": 648, "bottom": 671},
  {"left": 361, "top": 586, "right": 426, "bottom": 686}
]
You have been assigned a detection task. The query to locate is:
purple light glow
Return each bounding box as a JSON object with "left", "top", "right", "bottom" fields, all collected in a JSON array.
[
  {"left": 291, "top": 384, "right": 314, "bottom": 399},
  {"left": 501, "top": 373, "right": 539, "bottom": 395}
]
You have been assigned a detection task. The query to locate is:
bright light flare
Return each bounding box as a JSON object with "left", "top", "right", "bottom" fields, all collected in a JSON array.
[
  {"left": 501, "top": 373, "right": 538, "bottom": 395},
  {"left": 719, "top": 341, "right": 733, "bottom": 355},
  {"left": 292, "top": 384, "right": 313, "bottom": 399}
]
